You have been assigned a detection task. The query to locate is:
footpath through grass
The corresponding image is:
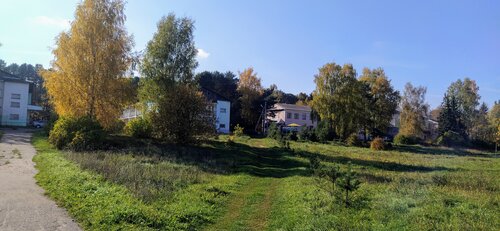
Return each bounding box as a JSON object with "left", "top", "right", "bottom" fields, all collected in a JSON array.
[{"left": 33, "top": 133, "right": 500, "bottom": 230}]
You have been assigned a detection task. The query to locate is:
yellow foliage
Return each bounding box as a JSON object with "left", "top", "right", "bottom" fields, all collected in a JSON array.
[
  {"left": 41, "top": 0, "right": 134, "bottom": 129},
  {"left": 237, "top": 67, "right": 263, "bottom": 127}
]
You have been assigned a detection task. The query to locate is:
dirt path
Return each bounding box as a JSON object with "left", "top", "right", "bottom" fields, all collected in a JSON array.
[
  {"left": 0, "top": 129, "right": 81, "bottom": 231},
  {"left": 206, "top": 177, "right": 279, "bottom": 231}
]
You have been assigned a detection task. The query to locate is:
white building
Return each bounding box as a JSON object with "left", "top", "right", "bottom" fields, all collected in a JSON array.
[
  {"left": 0, "top": 70, "right": 42, "bottom": 126},
  {"left": 200, "top": 88, "right": 231, "bottom": 134}
]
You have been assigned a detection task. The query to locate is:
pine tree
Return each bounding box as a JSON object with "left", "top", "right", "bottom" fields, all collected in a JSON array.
[{"left": 438, "top": 94, "right": 466, "bottom": 137}]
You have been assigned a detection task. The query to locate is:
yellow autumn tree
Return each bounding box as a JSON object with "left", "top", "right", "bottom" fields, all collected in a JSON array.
[
  {"left": 41, "top": 0, "right": 134, "bottom": 129},
  {"left": 237, "top": 67, "right": 263, "bottom": 130}
]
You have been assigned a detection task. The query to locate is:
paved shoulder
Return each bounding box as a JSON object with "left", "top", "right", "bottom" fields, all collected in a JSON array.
[{"left": 0, "top": 129, "right": 81, "bottom": 231}]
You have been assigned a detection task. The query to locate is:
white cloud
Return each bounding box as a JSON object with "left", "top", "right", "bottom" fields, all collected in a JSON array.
[
  {"left": 196, "top": 48, "right": 210, "bottom": 59},
  {"left": 32, "top": 16, "right": 70, "bottom": 29}
]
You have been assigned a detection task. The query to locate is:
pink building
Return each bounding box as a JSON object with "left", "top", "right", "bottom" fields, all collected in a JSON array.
[{"left": 267, "top": 103, "right": 317, "bottom": 128}]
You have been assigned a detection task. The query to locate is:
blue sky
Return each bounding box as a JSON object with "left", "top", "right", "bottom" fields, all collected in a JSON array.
[{"left": 0, "top": 0, "right": 499, "bottom": 108}]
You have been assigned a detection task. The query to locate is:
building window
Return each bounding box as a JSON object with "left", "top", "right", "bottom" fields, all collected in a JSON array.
[
  {"left": 294, "top": 113, "right": 299, "bottom": 119},
  {"left": 220, "top": 108, "right": 226, "bottom": 113},
  {"left": 11, "top": 102, "right": 20, "bottom": 108},
  {"left": 287, "top": 112, "right": 292, "bottom": 119},
  {"left": 302, "top": 113, "right": 307, "bottom": 120},
  {"left": 220, "top": 124, "right": 226, "bottom": 128},
  {"left": 9, "top": 114, "right": 19, "bottom": 120},
  {"left": 11, "top": 94, "right": 21, "bottom": 99}
]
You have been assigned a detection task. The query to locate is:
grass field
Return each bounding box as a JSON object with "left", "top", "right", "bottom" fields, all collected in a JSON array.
[{"left": 33, "top": 133, "right": 500, "bottom": 230}]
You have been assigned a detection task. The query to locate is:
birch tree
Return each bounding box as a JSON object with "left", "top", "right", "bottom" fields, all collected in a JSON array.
[{"left": 42, "top": 0, "right": 134, "bottom": 129}]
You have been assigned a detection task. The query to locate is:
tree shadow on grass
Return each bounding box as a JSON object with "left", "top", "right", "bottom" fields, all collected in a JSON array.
[
  {"left": 393, "top": 145, "right": 500, "bottom": 158},
  {"left": 107, "top": 136, "right": 454, "bottom": 178},
  {"left": 107, "top": 136, "right": 311, "bottom": 178},
  {"left": 294, "top": 150, "right": 453, "bottom": 173}
]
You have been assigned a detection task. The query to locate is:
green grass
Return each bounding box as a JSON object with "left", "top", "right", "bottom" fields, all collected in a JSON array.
[{"left": 33, "top": 133, "right": 500, "bottom": 230}]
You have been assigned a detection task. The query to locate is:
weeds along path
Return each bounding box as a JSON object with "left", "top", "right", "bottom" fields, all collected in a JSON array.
[{"left": 207, "top": 176, "right": 280, "bottom": 231}]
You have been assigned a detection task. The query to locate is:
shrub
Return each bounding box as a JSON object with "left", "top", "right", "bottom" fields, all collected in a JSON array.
[
  {"left": 370, "top": 137, "right": 385, "bottom": 151},
  {"left": 346, "top": 133, "right": 360, "bottom": 147},
  {"left": 233, "top": 124, "right": 244, "bottom": 137},
  {"left": 124, "top": 117, "right": 152, "bottom": 138},
  {"left": 49, "top": 116, "right": 105, "bottom": 151},
  {"left": 315, "top": 120, "right": 335, "bottom": 142},
  {"left": 437, "top": 131, "right": 465, "bottom": 147},
  {"left": 106, "top": 119, "right": 126, "bottom": 134},
  {"left": 267, "top": 122, "right": 280, "bottom": 139},
  {"left": 148, "top": 84, "right": 216, "bottom": 144},
  {"left": 298, "top": 126, "right": 316, "bottom": 142},
  {"left": 336, "top": 163, "right": 361, "bottom": 208},
  {"left": 394, "top": 134, "right": 419, "bottom": 145}
]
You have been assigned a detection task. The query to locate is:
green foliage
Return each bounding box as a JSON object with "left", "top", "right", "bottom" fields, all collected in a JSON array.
[
  {"left": 233, "top": 124, "right": 244, "bottom": 137},
  {"left": 139, "top": 14, "right": 213, "bottom": 144},
  {"left": 437, "top": 131, "right": 466, "bottom": 147},
  {"left": 298, "top": 126, "right": 316, "bottom": 142},
  {"left": 106, "top": 119, "right": 125, "bottom": 134},
  {"left": 399, "top": 83, "right": 429, "bottom": 139},
  {"left": 49, "top": 116, "right": 105, "bottom": 151},
  {"left": 315, "top": 120, "right": 335, "bottom": 142},
  {"left": 346, "top": 133, "right": 360, "bottom": 147},
  {"left": 359, "top": 68, "right": 401, "bottom": 138},
  {"left": 336, "top": 163, "right": 361, "bottom": 207},
  {"left": 310, "top": 62, "right": 367, "bottom": 139},
  {"left": 370, "top": 137, "right": 386, "bottom": 151},
  {"left": 124, "top": 117, "right": 152, "bottom": 138},
  {"left": 149, "top": 85, "right": 215, "bottom": 144},
  {"left": 446, "top": 78, "right": 480, "bottom": 136},
  {"left": 438, "top": 94, "right": 466, "bottom": 138},
  {"left": 267, "top": 122, "right": 280, "bottom": 139},
  {"left": 140, "top": 14, "right": 197, "bottom": 87},
  {"left": 394, "top": 134, "right": 419, "bottom": 145}
]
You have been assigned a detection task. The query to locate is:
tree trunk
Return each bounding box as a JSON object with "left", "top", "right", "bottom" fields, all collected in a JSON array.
[{"left": 345, "top": 189, "right": 349, "bottom": 208}]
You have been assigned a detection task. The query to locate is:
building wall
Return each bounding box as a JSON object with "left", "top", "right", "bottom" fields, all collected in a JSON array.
[
  {"left": 270, "top": 106, "right": 316, "bottom": 127},
  {"left": 0, "top": 81, "right": 4, "bottom": 115},
  {"left": 215, "top": 100, "right": 230, "bottom": 134},
  {"left": 1, "top": 81, "right": 29, "bottom": 126}
]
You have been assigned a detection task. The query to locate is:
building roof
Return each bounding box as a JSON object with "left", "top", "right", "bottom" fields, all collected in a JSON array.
[
  {"left": 270, "top": 103, "right": 311, "bottom": 112},
  {"left": 0, "top": 70, "right": 29, "bottom": 84},
  {"left": 200, "top": 87, "right": 231, "bottom": 102}
]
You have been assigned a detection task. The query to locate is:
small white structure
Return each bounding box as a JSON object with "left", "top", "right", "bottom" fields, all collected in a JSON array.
[
  {"left": 0, "top": 70, "right": 42, "bottom": 126},
  {"left": 201, "top": 88, "right": 231, "bottom": 134}
]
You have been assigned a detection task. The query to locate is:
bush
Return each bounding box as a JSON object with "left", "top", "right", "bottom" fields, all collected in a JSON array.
[
  {"left": 346, "top": 133, "right": 360, "bottom": 147},
  {"left": 394, "top": 134, "right": 419, "bottom": 145},
  {"left": 233, "top": 124, "right": 244, "bottom": 137},
  {"left": 49, "top": 116, "right": 105, "bottom": 151},
  {"left": 315, "top": 120, "right": 335, "bottom": 142},
  {"left": 124, "top": 117, "right": 152, "bottom": 138},
  {"left": 106, "top": 119, "right": 126, "bottom": 134},
  {"left": 298, "top": 126, "right": 316, "bottom": 142},
  {"left": 437, "top": 131, "right": 465, "bottom": 147},
  {"left": 267, "top": 122, "right": 280, "bottom": 139},
  {"left": 370, "top": 137, "right": 385, "bottom": 151}
]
